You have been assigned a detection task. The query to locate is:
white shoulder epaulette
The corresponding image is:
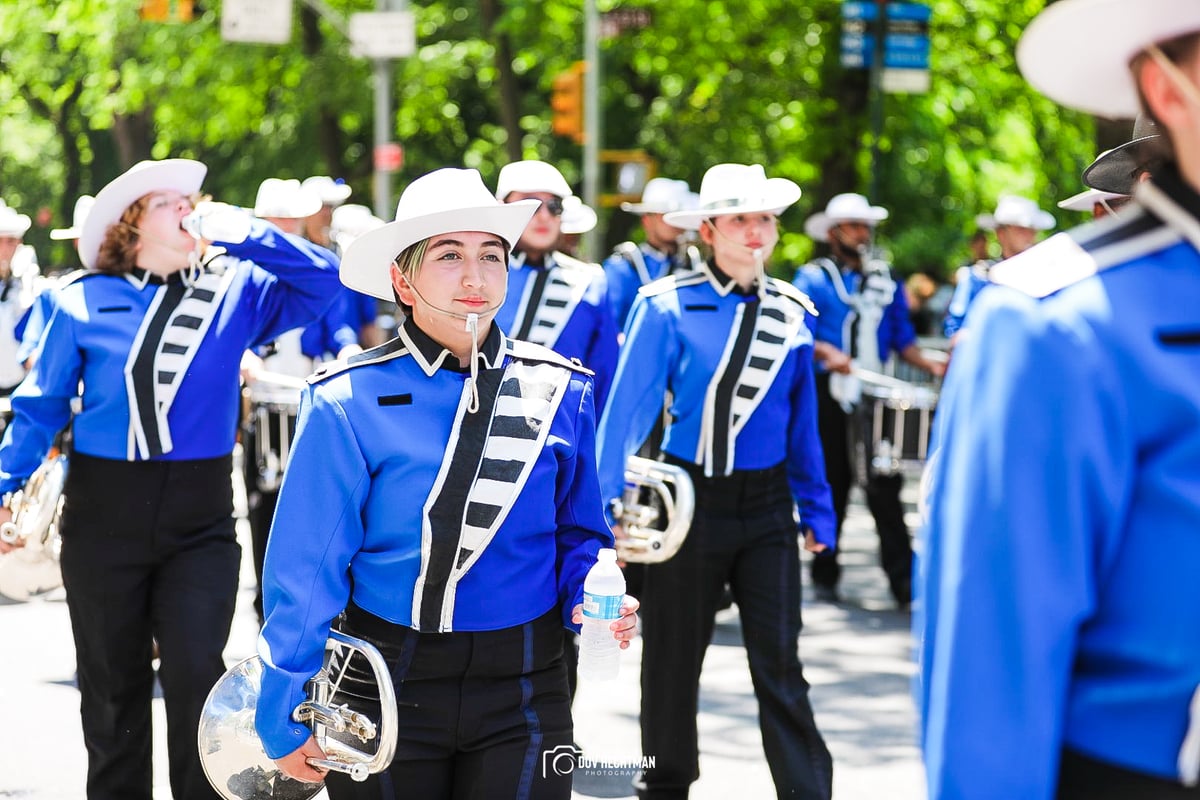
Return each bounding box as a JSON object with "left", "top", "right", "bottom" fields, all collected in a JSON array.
[
  {"left": 638, "top": 271, "right": 708, "bottom": 299},
  {"left": 554, "top": 251, "right": 604, "bottom": 275},
  {"left": 991, "top": 204, "right": 1179, "bottom": 298},
  {"left": 767, "top": 277, "right": 819, "bottom": 317},
  {"left": 306, "top": 339, "right": 409, "bottom": 384},
  {"left": 506, "top": 338, "right": 594, "bottom": 376}
]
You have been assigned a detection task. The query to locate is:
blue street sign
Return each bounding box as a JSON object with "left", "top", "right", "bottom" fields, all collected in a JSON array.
[{"left": 841, "top": 1, "right": 931, "bottom": 80}]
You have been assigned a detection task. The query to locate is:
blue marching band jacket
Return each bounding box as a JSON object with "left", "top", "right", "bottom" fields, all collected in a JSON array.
[
  {"left": 595, "top": 261, "right": 836, "bottom": 548},
  {"left": 495, "top": 250, "right": 619, "bottom": 411},
  {"left": 255, "top": 319, "right": 613, "bottom": 758},
  {"left": 919, "top": 165, "right": 1200, "bottom": 798},
  {"left": 602, "top": 240, "right": 704, "bottom": 333},
  {"left": 0, "top": 219, "right": 340, "bottom": 495}
]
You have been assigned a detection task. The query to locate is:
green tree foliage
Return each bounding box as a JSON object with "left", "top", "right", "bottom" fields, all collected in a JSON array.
[{"left": 1, "top": 0, "right": 1102, "bottom": 276}]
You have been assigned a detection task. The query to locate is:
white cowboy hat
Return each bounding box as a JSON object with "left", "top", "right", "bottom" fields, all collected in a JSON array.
[
  {"left": 330, "top": 203, "right": 386, "bottom": 253},
  {"left": 341, "top": 168, "right": 540, "bottom": 301},
  {"left": 253, "top": 178, "right": 323, "bottom": 219},
  {"left": 1082, "top": 115, "right": 1167, "bottom": 194},
  {"left": 80, "top": 159, "right": 207, "bottom": 270},
  {"left": 0, "top": 206, "right": 32, "bottom": 238},
  {"left": 495, "top": 160, "right": 573, "bottom": 201},
  {"left": 620, "top": 177, "right": 698, "bottom": 215},
  {"left": 803, "top": 193, "right": 889, "bottom": 241},
  {"left": 50, "top": 195, "right": 96, "bottom": 241},
  {"left": 560, "top": 196, "right": 597, "bottom": 235},
  {"left": 975, "top": 195, "right": 1056, "bottom": 231},
  {"left": 1057, "top": 187, "right": 1127, "bottom": 212},
  {"left": 301, "top": 175, "right": 353, "bottom": 207},
  {"left": 1017, "top": 0, "right": 1200, "bottom": 119},
  {"left": 662, "top": 164, "right": 801, "bottom": 231}
]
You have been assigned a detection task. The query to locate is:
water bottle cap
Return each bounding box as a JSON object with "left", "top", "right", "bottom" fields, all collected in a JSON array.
[{"left": 597, "top": 548, "right": 617, "bottom": 562}]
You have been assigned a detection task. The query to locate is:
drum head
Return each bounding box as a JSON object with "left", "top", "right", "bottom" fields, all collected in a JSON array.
[{"left": 198, "top": 657, "right": 322, "bottom": 800}]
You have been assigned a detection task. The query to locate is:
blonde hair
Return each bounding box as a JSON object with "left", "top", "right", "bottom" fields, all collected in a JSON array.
[{"left": 392, "top": 238, "right": 431, "bottom": 315}]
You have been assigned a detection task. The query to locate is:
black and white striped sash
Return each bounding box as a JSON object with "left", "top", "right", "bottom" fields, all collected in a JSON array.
[
  {"left": 700, "top": 294, "right": 807, "bottom": 477},
  {"left": 510, "top": 259, "right": 591, "bottom": 349},
  {"left": 125, "top": 267, "right": 236, "bottom": 459},
  {"left": 412, "top": 360, "right": 571, "bottom": 632}
]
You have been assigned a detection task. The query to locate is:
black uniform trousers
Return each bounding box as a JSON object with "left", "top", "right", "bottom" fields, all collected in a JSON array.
[
  {"left": 59, "top": 452, "right": 240, "bottom": 800},
  {"left": 1057, "top": 748, "right": 1200, "bottom": 799},
  {"left": 636, "top": 458, "right": 832, "bottom": 800},
  {"left": 809, "top": 372, "right": 912, "bottom": 605},
  {"left": 325, "top": 603, "right": 575, "bottom": 800}
]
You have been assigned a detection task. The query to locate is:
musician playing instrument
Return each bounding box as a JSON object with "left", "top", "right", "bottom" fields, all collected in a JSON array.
[
  {"left": 0, "top": 159, "right": 340, "bottom": 800},
  {"left": 792, "top": 193, "right": 945, "bottom": 608},
  {"left": 596, "top": 163, "right": 836, "bottom": 800},
  {"left": 255, "top": 167, "right": 636, "bottom": 800}
]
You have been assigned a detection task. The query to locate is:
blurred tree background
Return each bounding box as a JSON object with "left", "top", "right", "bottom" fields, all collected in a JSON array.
[{"left": 1, "top": 0, "right": 1114, "bottom": 277}]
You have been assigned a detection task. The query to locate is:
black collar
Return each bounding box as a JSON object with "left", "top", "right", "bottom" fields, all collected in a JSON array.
[
  {"left": 127, "top": 267, "right": 185, "bottom": 288},
  {"left": 1148, "top": 162, "right": 1200, "bottom": 220},
  {"left": 398, "top": 316, "right": 506, "bottom": 377},
  {"left": 703, "top": 258, "right": 758, "bottom": 296}
]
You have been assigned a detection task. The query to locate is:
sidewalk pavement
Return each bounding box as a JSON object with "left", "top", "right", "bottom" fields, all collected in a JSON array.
[{"left": 0, "top": 471, "right": 925, "bottom": 800}]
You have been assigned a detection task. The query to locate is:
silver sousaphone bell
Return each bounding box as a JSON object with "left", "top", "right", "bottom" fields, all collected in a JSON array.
[
  {"left": 198, "top": 630, "right": 398, "bottom": 800},
  {"left": 0, "top": 454, "right": 68, "bottom": 602},
  {"left": 615, "top": 456, "right": 696, "bottom": 564}
]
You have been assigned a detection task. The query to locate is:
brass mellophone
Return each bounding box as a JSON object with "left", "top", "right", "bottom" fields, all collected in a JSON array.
[
  {"left": 198, "top": 630, "right": 398, "bottom": 800},
  {"left": 614, "top": 456, "right": 696, "bottom": 564},
  {"left": 0, "top": 453, "right": 67, "bottom": 602}
]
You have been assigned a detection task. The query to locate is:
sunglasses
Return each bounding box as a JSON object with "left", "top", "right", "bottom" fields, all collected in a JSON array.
[{"left": 539, "top": 198, "right": 565, "bottom": 217}]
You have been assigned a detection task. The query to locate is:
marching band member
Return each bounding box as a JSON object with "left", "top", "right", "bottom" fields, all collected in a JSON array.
[
  {"left": 493, "top": 160, "right": 620, "bottom": 410},
  {"left": 0, "top": 203, "right": 36, "bottom": 394},
  {"left": 0, "top": 158, "right": 340, "bottom": 800},
  {"left": 792, "top": 193, "right": 945, "bottom": 608},
  {"left": 942, "top": 194, "right": 1055, "bottom": 338},
  {"left": 602, "top": 177, "right": 704, "bottom": 333},
  {"left": 255, "top": 167, "right": 636, "bottom": 800},
  {"left": 597, "top": 162, "right": 836, "bottom": 800},
  {"left": 920, "top": 2, "right": 1200, "bottom": 796}
]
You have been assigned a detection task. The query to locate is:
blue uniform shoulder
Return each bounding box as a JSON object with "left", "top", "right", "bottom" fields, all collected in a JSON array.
[
  {"left": 638, "top": 270, "right": 708, "bottom": 299},
  {"left": 766, "top": 277, "right": 819, "bottom": 316},
  {"left": 991, "top": 203, "right": 1179, "bottom": 299},
  {"left": 306, "top": 338, "right": 408, "bottom": 385},
  {"left": 505, "top": 337, "right": 594, "bottom": 376},
  {"left": 554, "top": 251, "right": 604, "bottom": 276}
]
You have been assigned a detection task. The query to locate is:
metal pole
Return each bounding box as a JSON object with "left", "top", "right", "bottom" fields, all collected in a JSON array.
[
  {"left": 867, "top": 0, "right": 887, "bottom": 202},
  {"left": 582, "top": 0, "right": 601, "bottom": 260},
  {"left": 373, "top": 56, "right": 392, "bottom": 219}
]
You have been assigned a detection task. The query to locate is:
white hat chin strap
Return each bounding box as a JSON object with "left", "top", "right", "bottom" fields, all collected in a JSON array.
[{"left": 1147, "top": 44, "right": 1200, "bottom": 114}]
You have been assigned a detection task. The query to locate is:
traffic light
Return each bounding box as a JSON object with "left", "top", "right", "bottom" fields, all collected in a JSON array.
[
  {"left": 140, "top": 0, "right": 194, "bottom": 22},
  {"left": 551, "top": 61, "right": 586, "bottom": 144}
]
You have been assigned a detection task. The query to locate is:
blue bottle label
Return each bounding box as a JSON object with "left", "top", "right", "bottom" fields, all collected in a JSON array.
[{"left": 582, "top": 591, "right": 623, "bottom": 619}]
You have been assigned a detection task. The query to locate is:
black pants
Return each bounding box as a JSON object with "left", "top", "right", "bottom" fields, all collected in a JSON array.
[
  {"left": 810, "top": 372, "right": 913, "bottom": 605},
  {"left": 325, "top": 604, "right": 575, "bottom": 800},
  {"left": 59, "top": 453, "right": 240, "bottom": 800},
  {"left": 637, "top": 459, "right": 832, "bottom": 800},
  {"left": 1058, "top": 748, "right": 1200, "bottom": 799}
]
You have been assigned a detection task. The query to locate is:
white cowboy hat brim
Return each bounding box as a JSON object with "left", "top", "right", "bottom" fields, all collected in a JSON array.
[
  {"left": 976, "top": 209, "right": 1056, "bottom": 231},
  {"left": 1057, "top": 187, "right": 1126, "bottom": 212},
  {"left": 0, "top": 214, "right": 32, "bottom": 238},
  {"left": 49, "top": 226, "right": 81, "bottom": 241},
  {"left": 80, "top": 159, "right": 207, "bottom": 269},
  {"left": 1017, "top": 0, "right": 1200, "bottom": 118},
  {"left": 662, "top": 179, "right": 801, "bottom": 231},
  {"left": 340, "top": 200, "right": 540, "bottom": 301},
  {"left": 803, "top": 207, "right": 889, "bottom": 242}
]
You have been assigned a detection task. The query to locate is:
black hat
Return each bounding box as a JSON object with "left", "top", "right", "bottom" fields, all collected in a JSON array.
[{"left": 1082, "top": 115, "right": 1168, "bottom": 195}]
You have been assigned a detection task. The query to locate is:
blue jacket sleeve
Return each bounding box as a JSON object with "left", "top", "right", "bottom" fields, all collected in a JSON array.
[
  {"left": 255, "top": 385, "right": 370, "bottom": 759},
  {"left": 554, "top": 376, "right": 616, "bottom": 630},
  {"left": 583, "top": 276, "right": 620, "bottom": 412},
  {"left": 595, "top": 294, "right": 674, "bottom": 515},
  {"left": 884, "top": 270, "right": 919, "bottom": 355},
  {"left": 918, "top": 288, "right": 1123, "bottom": 799},
  {"left": 222, "top": 220, "right": 342, "bottom": 348},
  {"left": 786, "top": 341, "right": 837, "bottom": 548},
  {"left": 942, "top": 267, "right": 973, "bottom": 338}
]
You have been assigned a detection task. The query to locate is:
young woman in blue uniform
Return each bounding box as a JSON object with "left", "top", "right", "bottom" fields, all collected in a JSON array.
[
  {"left": 597, "top": 163, "right": 837, "bottom": 800},
  {"left": 0, "top": 158, "right": 341, "bottom": 800},
  {"left": 255, "top": 167, "right": 637, "bottom": 800},
  {"left": 920, "top": 3, "right": 1200, "bottom": 797}
]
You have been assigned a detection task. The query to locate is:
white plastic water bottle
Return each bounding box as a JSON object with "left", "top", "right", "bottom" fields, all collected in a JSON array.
[
  {"left": 578, "top": 548, "right": 626, "bottom": 681},
  {"left": 181, "top": 201, "right": 251, "bottom": 244}
]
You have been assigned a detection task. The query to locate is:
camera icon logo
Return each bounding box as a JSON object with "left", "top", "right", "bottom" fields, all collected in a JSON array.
[{"left": 542, "top": 744, "right": 583, "bottom": 777}]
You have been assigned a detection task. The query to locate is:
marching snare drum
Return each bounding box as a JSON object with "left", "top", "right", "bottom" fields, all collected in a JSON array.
[
  {"left": 852, "top": 376, "right": 939, "bottom": 480},
  {"left": 245, "top": 373, "right": 305, "bottom": 494}
]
